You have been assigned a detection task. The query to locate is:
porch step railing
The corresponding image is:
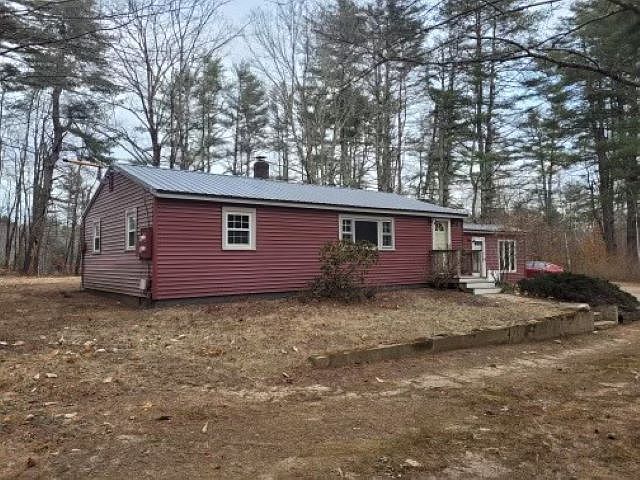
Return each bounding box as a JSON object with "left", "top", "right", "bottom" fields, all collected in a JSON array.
[{"left": 431, "top": 249, "right": 482, "bottom": 283}]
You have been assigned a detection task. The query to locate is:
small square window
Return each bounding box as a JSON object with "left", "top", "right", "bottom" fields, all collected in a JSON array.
[{"left": 223, "top": 208, "right": 255, "bottom": 250}]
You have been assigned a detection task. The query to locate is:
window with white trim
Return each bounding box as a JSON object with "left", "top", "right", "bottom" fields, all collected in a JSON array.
[
  {"left": 92, "top": 220, "right": 101, "bottom": 253},
  {"left": 381, "top": 220, "right": 393, "bottom": 248},
  {"left": 125, "top": 209, "right": 137, "bottom": 251},
  {"left": 222, "top": 207, "right": 256, "bottom": 250},
  {"left": 498, "top": 239, "right": 516, "bottom": 272},
  {"left": 341, "top": 218, "right": 353, "bottom": 241},
  {"left": 339, "top": 216, "right": 394, "bottom": 250}
]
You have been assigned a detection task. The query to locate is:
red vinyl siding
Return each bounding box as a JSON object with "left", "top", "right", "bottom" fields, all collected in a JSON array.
[
  {"left": 451, "top": 218, "right": 463, "bottom": 249},
  {"left": 82, "top": 172, "right": 153, "bottom": 297},
  {"left": 463, "top": 231, "right": 525, "bottom": 282},
  {"left": 152, "top": 199, "right": 452, "bottom": 300}
]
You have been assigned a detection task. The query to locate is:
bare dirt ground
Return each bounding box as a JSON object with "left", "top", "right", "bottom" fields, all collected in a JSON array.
[{"left": 1, "top": 277, "right": 640, "bottom": 479}]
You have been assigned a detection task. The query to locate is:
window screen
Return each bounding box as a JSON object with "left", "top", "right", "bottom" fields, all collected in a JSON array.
[
  {"left": 340, "top": 217, "right": 393, "bottom": 249},
  {"left": 355, "top": 220, "right": 378, "bottom": 245}
]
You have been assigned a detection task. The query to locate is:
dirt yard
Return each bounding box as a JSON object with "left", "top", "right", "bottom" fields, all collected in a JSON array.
[{"left": 2, "top": 277, "right": 640, "bottom": 479}]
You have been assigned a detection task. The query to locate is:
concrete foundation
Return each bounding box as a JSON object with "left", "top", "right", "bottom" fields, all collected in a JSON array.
[
  {"left": 621, "top": 310, "right": 640, "bottom": 323},
  {"left": 592, "top": 305, "right": 619, "bottom": 323},
  {"left": 308, "top": 308, "right": 595, "bottom": 368}
]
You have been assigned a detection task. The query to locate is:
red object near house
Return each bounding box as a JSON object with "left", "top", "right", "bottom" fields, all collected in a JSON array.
[
  {"left": 525, "top": 261, "right": 564, "bottom": 278},
  {"left": 81, "top": 163, "right": 525, "bottom": 303}
]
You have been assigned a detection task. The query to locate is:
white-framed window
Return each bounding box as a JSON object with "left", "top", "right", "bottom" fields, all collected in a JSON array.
[
  {"left": 339, "top": 215, "right": 395, "bottom": 250},
  {"left": 432, "top": 218, "right": 451, "bottom": 250},
  {"left": 498, "top": 239, "right": 517, "bottom": 272},
  {"left": 92, "top": 220, "right": 101, "bottom": 253},
  {"left": 222, "top": 207, "right": 256, "bottom": 250},
  {"left": 125, "top": 208, "right": 137, "bottom": 251}
]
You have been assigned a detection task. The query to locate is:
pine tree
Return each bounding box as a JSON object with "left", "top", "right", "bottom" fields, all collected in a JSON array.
[
  {"left": 517, "top": 76, "right": 574, "bottom": 223},
  {"left": 193, "top": 56, "right": 225, "bottom": 172},
  {"left": 224, "top": 63, "right": 268, "bottom": 176},
  {"left": 17, "top": 0, "right": 114, "bottom": 273}
]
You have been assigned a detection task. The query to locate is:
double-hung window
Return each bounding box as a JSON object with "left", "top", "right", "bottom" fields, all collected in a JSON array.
[
  {"left": 381, "top": 220, "right": 393, "bottom": 248},
  {"left": 92, "top": 220, "right": 101, "bottom": 253},
  {"left": 498, "top": 239, "right": 516, "bottom": 272},
  {"left": 222, "top": 207, "right": 256, "bottom": 250},
  {"left": 339, "top": 216, "right": 394, "bottom": 250},
  {"left": 125, "top": 209, "right": 137, "bottom": 251}
]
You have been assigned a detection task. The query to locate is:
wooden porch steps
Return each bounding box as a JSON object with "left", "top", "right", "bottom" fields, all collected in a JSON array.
[{"left": 455, "top": 276, "right": 501, "bottom": 295}]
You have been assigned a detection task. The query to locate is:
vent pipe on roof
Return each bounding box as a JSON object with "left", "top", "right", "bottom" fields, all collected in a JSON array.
[{"left": 253, "top": 156, "right": 269, "bottom": 179}]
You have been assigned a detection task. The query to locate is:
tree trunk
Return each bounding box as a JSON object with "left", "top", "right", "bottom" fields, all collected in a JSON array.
[
  {"left": 626, "top": 179, "right": 639, "bottom": 264},
  {"left": 24, "top": 86, "right": 65, "bottom": 274},
  {"left": 587, "top": 80, "right": 617, "bottom": 254}
]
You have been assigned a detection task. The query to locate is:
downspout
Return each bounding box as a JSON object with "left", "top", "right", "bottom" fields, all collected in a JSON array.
[
  {"left": 150, "top": 196, "right": 158, "bottom": 304},
  {"left": 80, "top": 219, "right": 85, "bottom": 290}
]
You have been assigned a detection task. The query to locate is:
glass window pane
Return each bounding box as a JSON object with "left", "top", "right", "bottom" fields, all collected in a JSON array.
[
  {"left": 355, "top": 220, "right": 378, "bottom": 245},
  {"left": 343, "top": 233, "right": 352, "bottom": 241},
  {"left": 228, "top": 230, "right": 249, "bottom": 244},
  {"left": 342, "top": 219, "right": 352, "bottom": 232},
  {"left": 382, "top": 234, "right": 392, "bottom": 247},
  {"left": 382, "top": 221, "right": 391, "bottom": 233},
  {"left": 510, "top": 242, "right": 516, "bottom": 270},
  {"left": 228, "top": 214, "right": 250, "bottom": 230}
]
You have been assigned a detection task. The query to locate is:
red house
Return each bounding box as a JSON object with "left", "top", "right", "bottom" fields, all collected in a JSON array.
[
  {"left": 461, "top": 223, "right": 526, "bottom": 289},
  {"left": 81, "top": 162, "right": 526, "bottom": 303}
]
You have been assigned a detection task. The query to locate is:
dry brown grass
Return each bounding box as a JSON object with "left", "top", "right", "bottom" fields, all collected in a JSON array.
[
  {"left": 5, "top": 277, "right": 639, "bottom": 479},
  {"left": 0, "top": 277, "right": 563, "bottom": 384}
]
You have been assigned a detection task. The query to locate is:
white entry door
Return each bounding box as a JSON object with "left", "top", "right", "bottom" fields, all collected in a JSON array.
[
  {"left": 433, "top": 219, "right": 451, "bottom": 250},
  {"left": 471, "top": 236, "right": 486, "bottom": 277}
]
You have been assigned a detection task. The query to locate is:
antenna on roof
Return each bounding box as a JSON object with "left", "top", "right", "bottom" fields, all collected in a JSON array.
[{"left": 62, "top": 157, "right": 107, "bottom": 179}]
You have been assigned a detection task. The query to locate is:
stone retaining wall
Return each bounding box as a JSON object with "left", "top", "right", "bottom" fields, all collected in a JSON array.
[{"left": 309, "top": 309, "right": 594, "bottom": 369}]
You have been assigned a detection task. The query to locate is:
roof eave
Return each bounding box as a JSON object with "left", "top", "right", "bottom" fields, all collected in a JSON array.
[{"left": 152, "top": 190, "right": 468, "bottom": 218}]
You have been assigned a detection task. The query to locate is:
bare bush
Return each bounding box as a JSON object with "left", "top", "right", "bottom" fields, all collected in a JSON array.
[{"left": 309, "top": 240, "right": 379, "bottom": 301}]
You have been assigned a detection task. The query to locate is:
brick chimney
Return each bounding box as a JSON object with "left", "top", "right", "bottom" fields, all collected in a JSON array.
[{"left": 253, "top": 156, "right": 269, "bottom": 179}]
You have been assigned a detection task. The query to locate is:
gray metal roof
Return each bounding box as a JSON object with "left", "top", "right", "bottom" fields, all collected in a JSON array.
[
  {"left": 115, "top": 164, "right": 467, "bottom": 217},
  {"left": 463, "top": 222, "right": 521, "bottom": 233}
]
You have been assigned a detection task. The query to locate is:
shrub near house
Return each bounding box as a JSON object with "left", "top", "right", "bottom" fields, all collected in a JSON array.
[
  {"left": 518, "top": 273, "right": 639, "bottom": 312},
  {"left": 310, "top": 240, "right": 379, "bottom": 301}
]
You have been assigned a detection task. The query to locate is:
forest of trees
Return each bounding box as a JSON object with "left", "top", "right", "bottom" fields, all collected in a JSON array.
[{"left": 0, "top": 0, "right": 638, "bottom": 278}]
